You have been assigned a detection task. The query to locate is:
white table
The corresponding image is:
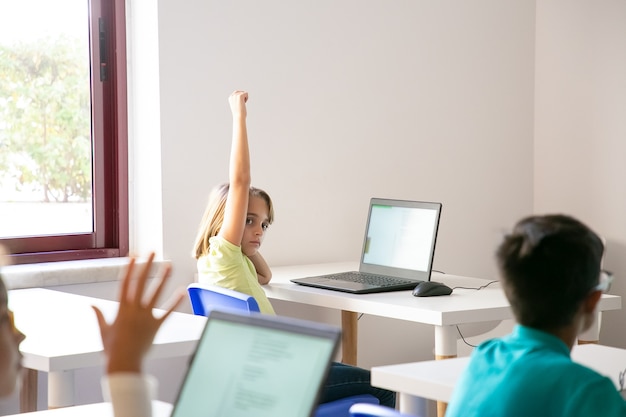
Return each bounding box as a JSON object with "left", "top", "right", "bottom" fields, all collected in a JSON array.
[
  {"left": 371, "top": 343, "right": 626, "bottom": 415},
  {"left": 266, "top": 262, "right": 622, "bottom": 364},
  {"left": 3, "top": 400, "right": 173, "bottom": 417},
  {"left": 9, "top": 288, "right": 207, "bottom": 412}
]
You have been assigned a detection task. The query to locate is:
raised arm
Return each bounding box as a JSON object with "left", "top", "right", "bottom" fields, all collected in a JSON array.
[
  {"left": 93, "top": 253, "right": 184, "bottom": 417},
  {"left": 92, "top": 253, "right": 184, "bottom": 374},
  {"left": 219, "top": 90, "right": 251, "bottom": 247}
]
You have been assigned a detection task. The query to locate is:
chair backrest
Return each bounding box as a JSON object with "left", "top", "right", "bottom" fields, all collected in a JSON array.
[
  {"left": 349, "top": 403, "right": 417, "bottom": 417},
  {"left": 187, "top": 283, "right": 261, "bottom": 316},
  {"left": 315, "top": 395, "right": 379, "bottom": 417}
]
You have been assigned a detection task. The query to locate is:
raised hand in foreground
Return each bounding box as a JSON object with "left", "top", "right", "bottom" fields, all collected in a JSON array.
[{"left": 93, "top": 253, "right": 184, "bottom": 374}]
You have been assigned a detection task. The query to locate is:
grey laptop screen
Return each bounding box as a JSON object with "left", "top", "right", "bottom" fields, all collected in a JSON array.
[
  {"left": 360, "top": 199, "right": 441, "bottom": 278},
  {"left": 171, "top": 310, "right": 339, "bottom": 417}
]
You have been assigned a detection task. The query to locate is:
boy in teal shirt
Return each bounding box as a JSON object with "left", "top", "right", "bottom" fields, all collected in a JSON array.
[{"left": 446, "top": 214, "right": 625, "bottom": 417}]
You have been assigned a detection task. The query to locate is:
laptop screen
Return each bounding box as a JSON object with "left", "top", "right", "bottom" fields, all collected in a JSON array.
[
  {"left": 360, "top": 198, "right": 442, "bottom": 278},
  {"left": 170, "top": 310, "right": 339, "bottom": 417}
]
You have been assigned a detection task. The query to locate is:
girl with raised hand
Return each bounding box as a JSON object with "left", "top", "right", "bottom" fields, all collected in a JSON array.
[{"left": 193, "top": 91, "right": 395, "bottom": 408}]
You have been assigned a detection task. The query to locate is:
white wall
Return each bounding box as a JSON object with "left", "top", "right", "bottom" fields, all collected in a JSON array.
[
  {"left": 534, "top": 0, "right": 626, "bottom": 347},
  {"left": 147, "top": 0, "right": 535, "bottom": 371},
  {"left": 127, "top": 0, "right": 164, "bottom": 258},
  {"left": 6, "top": 1, "right": 625, "bottom": 414}
]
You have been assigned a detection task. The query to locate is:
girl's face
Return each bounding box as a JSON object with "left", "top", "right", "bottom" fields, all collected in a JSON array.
[
  {"left": 241, "top": 196, "right": 270, "bottom": 257},
  {"left": 0, "top": 283, "right": 25, "bottom": 397}
]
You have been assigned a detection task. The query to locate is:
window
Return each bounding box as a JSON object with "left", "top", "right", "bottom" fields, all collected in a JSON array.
[{"left": 0, "top": 0, "right": 128, "bottom": 264}]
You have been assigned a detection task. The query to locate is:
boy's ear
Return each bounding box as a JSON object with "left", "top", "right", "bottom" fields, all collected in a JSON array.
[{"left": 583, "top": 290, "right": 602, "bottom": 314}]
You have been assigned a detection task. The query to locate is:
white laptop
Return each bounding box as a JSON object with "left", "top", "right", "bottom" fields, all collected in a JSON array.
[
  {"left": 170, "top": 309, "right": 340, "bottom": 417},
  {"left": 291, "top": 198, "right": 442, "bottom": 294}
]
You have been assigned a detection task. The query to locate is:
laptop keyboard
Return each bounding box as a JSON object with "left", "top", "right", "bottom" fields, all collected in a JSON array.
[{"left": 324, "top": 272, "right": 418, "bottom": 287}]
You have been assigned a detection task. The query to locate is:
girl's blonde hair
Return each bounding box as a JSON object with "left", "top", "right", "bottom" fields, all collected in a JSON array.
[{"left": 193, "top": 183, "right": 274, "bottom": 259}]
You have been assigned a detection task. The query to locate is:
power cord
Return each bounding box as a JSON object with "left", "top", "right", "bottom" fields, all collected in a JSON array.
[
  {"left": 432, "top": 268, "right": 499, "bottom": 291},
  {"left": 451, "top": 280, "right": 499, "bottom": 291},
  {"left": 454, "top": 280, "right": 500, "bottom": 348},
  {"left": 456, "top": 325, "right": 478, "bottom": 348}
]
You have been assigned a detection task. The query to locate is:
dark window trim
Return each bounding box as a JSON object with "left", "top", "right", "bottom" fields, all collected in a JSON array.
[{"left": 4, "top": 0, "right": 128, "bottom": 265}]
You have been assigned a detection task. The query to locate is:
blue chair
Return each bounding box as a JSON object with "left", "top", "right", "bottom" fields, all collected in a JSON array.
[
  {"left": 349, "top": 403, "right": 417, "bottom": 417},
  {"left": 187, "top": 283, "right": 261, "bottom": 315},
  {"left": 186, "top": 282, "right": 380, "bottom": 417},
  {"left": 315, "top": 394, "right": 380, "bottom": 417}
]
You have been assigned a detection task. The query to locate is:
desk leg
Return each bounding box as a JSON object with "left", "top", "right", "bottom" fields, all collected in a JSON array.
[
  {"left": 434, "top": 325, "right": 457, "bottom": 360},
  {"left": 341, "top": 310, "right": 358, "bottom": 366},
  {"left": 434, "top": 325, "right": 457, "bottom": 417},
  {"left": 398, "top": 392, "right": 428, "bottom": 416},
  {"left": 578, "top": 312, "right": 601, "bottom": 344},
  {"left": 20, "top": 368, "right": 38, "bottom": 412},
  {"left": 48, "top": 370, "right": 75, "bottom": 409}
]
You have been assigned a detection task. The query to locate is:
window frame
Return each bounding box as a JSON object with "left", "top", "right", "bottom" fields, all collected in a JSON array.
[{"left": 3, "top": 0, "right": 128, "bottom": 265}]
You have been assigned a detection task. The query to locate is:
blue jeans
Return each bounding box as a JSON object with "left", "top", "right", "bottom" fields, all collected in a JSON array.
[{"left": 320, "top": 362, "right": 396, "bottom": 408}]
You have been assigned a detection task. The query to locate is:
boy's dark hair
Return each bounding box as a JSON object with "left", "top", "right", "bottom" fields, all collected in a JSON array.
[
  {"left": 0, "top": 274, "right": 6, "bottom": 305},
  {"left": 496, "top": 214, "right": 603, "bottom": 331}
]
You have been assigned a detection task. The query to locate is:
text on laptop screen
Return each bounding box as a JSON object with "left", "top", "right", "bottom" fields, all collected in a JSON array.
[
  {"left": 362, "top": 203, "right": 438, "bottom": 271},
  {"left": 171, "top": 318, "right": 336, "bottom": 417}
]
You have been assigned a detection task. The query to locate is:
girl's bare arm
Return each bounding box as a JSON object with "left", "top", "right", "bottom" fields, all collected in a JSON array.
[
  {"left": 248, "top": 252, "right": 272, "bottom": 284},
  {"left": 219, "top": 91, "right": 251, "bottom": 247}
]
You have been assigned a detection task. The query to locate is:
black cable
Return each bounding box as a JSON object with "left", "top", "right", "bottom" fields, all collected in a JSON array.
[
  {"left": 453, "top": 281, "right": 500, "bottom": 348},
  {"left": 452, "top": 280, "right": 499, "bottom": 291},
  {"left": 457, "top": 325, "right": 478, "bottom": 348}
]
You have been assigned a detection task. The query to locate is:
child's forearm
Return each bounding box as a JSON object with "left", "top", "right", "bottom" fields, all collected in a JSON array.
[
  {"left": 229, "top": 116, "right": 250, "bottom": 187},
  {"left": 106, "top": 354, "right": 142, "bottom": 374},
  {"left": 249, "top": 252, "right": 272, "bottom": 284}
]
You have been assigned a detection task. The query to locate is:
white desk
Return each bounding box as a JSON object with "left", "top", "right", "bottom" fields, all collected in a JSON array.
[
  {"left": 266, "top": 262, "right": 622, "bottom": 364},
  {"left": 371, "top": 343, "right": 626, "bottom": 415},
  {"left": 3, "top": 400, "right": 173, "bottom": 417},
  {"left": 9, "top": 288, "right": 206, "bottom": 412}
]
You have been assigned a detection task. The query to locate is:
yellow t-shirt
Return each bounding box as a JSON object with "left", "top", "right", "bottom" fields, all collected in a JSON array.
[{"left": 196, "top": 236, "right": 275, "bottom": 315}]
